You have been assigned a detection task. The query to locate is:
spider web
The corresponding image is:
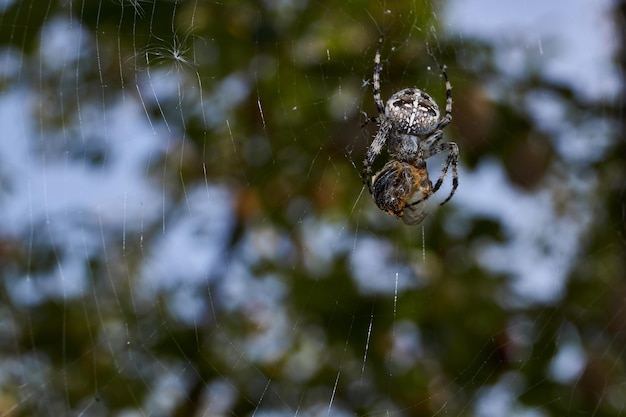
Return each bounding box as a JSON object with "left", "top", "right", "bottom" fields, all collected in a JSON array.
[{"left": 0, "top": 0, "right": 624, "bottom": 416}]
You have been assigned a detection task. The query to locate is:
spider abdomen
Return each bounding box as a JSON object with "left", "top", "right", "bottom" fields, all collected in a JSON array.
[{"left": 385, "top": 88, "right": 440, "bottom": 136}]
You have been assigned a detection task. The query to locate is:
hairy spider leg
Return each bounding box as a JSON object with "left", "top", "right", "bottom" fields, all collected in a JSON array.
[
  {"left": 362, "top": 120, "right": 392, "bottom": 193},
  {"left": 421, "top": 141, "right": 459, "bottom": 206},
  {"left": 372, "top": 36, "right": 385, "bottom": 115},
  {"left": 361, "top": 36, "right": 387, "bottom": 190}
]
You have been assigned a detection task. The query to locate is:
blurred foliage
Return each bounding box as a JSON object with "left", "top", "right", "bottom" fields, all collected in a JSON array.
[{"left": 0, "top": 0, "right": 625, "bottom": 416}]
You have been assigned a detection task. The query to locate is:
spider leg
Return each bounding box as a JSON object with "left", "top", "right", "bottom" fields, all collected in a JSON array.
[
  {"left": 435, "top": 65, "right": 452, "bottom": 130},
  {"left": 429, "top": 141, "right": 459, "bottom": 205},
  {"left": 419, "top": 130, "right": 444, "bottom": 160},
  {"left": 373, "top": 36, "right": 385, "bottom": 115},
  {"left": 360, "top": 111, "right": 379, "bottom": 128},
  {"left": 362, "top": 121, "right": 391, "bottom": 194},
  {"left": 362, "top": 37, "right": 388, "bottom": 195}
]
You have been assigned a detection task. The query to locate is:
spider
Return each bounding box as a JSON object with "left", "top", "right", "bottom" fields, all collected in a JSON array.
[{"left": 362, "top": 37, "right": 459, "bottom": 225}]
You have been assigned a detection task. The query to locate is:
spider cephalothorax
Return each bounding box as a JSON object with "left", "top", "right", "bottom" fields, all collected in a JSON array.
[{"left": 362, "top": 37, "right": 459, "bottom": 225}]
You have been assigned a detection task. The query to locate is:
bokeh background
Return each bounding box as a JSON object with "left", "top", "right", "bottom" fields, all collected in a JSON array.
[{"left": 0, "top": 0, "right": 624, "bottom": 416}]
